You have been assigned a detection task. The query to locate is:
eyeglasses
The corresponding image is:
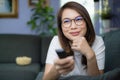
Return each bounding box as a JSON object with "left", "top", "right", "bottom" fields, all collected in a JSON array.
[{"left": 62, "top": 16, "right": 84, "bottom": 28}]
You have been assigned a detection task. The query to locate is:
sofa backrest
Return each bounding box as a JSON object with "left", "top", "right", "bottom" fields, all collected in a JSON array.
[
  {"left": 40, "top": 36, "right": 53, "bottom": 66},
  {"left": 0, "top": 34, "right": 41, "bottom": 63},
  {"left": 103, "top": 29, "right": 120, "bottom": 72}
]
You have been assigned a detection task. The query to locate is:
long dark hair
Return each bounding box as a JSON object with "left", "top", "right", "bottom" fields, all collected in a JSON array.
[{"left": 57, "top": 2, "right": 95, "bottom": 68}]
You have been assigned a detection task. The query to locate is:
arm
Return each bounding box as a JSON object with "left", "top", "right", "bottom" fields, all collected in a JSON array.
[
  {"left": 86, "top": 49, "right": 103, "bottom": 76},
  {"left": 42, "top": 36, "right": 74, "bottom": 80},
  {"left": 42, "top": 56, "right": 74, "bottom": 80},
  {"left": 42, "top": 36, "right": 60, "bottom": 80},
  {"left": 42, "top": 64, "right": 60, "bottom": 80},
  {"left": 71, "top": 37, "right": 104, "bottom": 76},
  {"left": 86, "top": 36, "right": 105, "bottom": 75}
]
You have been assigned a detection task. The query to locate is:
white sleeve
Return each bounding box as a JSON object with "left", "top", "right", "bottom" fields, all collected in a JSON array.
[
  {"left": 92, "top": 36, "right": 105, "bottom": 70},
  {"left": 45, "top": 36, "right": 62, "bottom": 64}
]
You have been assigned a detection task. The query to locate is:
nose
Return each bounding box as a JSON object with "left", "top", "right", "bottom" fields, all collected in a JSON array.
[{"left": 71, "top": 20, "right": 77, "bottom": 29}]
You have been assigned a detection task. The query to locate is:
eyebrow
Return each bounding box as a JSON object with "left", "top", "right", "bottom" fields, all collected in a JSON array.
[{"left": 62, "top": 15, "right": 82, "bottom": 20}]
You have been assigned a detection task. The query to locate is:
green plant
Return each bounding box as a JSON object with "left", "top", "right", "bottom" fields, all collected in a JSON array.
[
  {"left": 27, "top": 0, "right": 57, "bottom": 36},
  {"left": 100, "top": 0, "right": 111, "bottom": 19},
  {"left": 101, "top": 11, "right": 111, "bottom": 19}
]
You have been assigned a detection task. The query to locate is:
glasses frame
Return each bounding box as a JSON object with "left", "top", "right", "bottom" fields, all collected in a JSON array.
[{"left": 62, "top": 16, "right": 84, "bottom": 28}]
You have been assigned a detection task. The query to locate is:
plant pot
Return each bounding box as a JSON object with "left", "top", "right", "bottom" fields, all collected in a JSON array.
[
  {"left": 94, "top": 0, "right": 99, "bottom": 2},
  {"left": 102, "top": 19, "right": 110, "bottom": 33}
]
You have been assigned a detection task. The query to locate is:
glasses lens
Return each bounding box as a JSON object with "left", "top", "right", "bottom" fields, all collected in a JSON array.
[
  {"left": 63, "top": 19, "right": 71, "bottom": 27},
  {"left": 75, "top": 16, "right": 83, "bottom": 25}
]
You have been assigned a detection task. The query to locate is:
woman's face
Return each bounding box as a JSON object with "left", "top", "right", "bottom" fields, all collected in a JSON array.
[{"left": 61, "top": 8, "right": 87, "bottom": 41}]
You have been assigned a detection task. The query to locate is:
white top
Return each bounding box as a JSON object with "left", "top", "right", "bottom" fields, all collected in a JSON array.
[{"left": 46, "top": 35, "right": 105, "bottom": 77}]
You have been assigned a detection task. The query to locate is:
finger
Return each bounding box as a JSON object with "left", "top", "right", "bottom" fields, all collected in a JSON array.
[
  {"left": 55, "top": 65, "right": 60, "bottom": 70},
  {"left": 55, "top": 57, "right": 74, "bottom": 74},
  {"left": 54, "top": 56, "right": 73, "bottom": 66},
  {"left": 71, "top": 43, "right": 77, "bottom": 47},
  {"left": 59, "top": 65, "right": 74, "bottom": 74},
  {"left": 72, "top": 37, "right": 85, "bottom": 47},
  {"left": 55, "top": 58, "right": 74, "bottom": 72},
  {"left": 61, "top": 58, "right": 74, "bottom": 69}
]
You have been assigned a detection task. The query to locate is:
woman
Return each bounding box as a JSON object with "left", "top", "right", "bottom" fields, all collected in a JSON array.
[{"left": 42, "top": 1, "right": 105, "bottom": 80}]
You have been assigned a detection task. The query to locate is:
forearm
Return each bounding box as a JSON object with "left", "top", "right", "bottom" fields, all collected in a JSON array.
[
  {"left": 86, "top": 51, "right": 100, "bottom": 76},
  {"left": 42, "top": 66, "right": 60, "bottom": 80}
]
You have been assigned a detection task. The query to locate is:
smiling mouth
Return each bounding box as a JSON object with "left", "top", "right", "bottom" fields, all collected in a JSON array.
[{"left": 70, "top": 32, "right": 79, "bottom": 36}]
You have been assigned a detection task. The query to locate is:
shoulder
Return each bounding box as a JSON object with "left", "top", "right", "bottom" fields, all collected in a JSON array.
[
  {"left": 94, "top": 35, "right": 104, "bottom": 45},
  {"left": 95, "top": 35, "right": 103, "bottom": 42},
  {"left": 52, "top": 35, "right": 58, "bottom": 40},
  {"left": 92, "top": 35, "right": 105, "bottom": 51},
  {"left": 49, "top": 35, "right": 61, "bottom": 49},
  {"left": 50, "top": 35, "right": 59, "bottom": 44}
]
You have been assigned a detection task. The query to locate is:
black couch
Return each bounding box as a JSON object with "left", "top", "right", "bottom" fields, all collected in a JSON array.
[
  {"left": 0, "top": 34, "right": 52, "bottom": 80},
  {"left": 103, "top": 29, "right": 120, "bottom": 72}
]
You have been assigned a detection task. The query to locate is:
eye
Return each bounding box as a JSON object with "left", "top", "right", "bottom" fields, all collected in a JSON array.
[
  {"left": 63, "top": 19, "right": 70, "bottom": 23},
  {"left": 75, "top": 16, "right": 83, "bottom": 21}
]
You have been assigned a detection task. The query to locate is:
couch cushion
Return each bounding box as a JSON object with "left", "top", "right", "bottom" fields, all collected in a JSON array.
[
  {"left": 0, "top": 63, "right": 41, "bottom": 80},
  {"left": 0, "top": 34, "right": 41, "bottom": 63},
  {"left": 103, "top": 30, "right": 120, "bottom": 72},
  {"left": 40, "top": 36, "right": 53, "bottom": 66}
]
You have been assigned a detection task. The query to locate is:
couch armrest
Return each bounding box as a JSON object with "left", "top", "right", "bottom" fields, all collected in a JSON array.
[{"left": 35, "top": 72, "right": 44, "bottom": 80}]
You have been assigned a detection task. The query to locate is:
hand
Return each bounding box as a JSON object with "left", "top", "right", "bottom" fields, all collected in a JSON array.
[
  {"left": 54, "top": 56, "right": 74, "bottom": 75},
  {"left": 71, "top": 37, "right": 94, "bottom": 59}
]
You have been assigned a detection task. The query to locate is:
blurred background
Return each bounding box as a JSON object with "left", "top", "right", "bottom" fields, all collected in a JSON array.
[{"left": 0, "top": 0, "right": 120, "bottom": 35}]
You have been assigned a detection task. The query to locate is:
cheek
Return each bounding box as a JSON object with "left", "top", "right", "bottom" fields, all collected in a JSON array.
[
  {"left": 62, "top": 28, "right": 69, "bottom": 36},
  {"left": 81, "top": 23, "right": 86, "bottom": 29},
  {"left": 80, "top": 24, "right": 87, "bottom": 35},
  {"left": 62, "top": 28, "right": 68, "bottom": 32},
  {"left": 62, "top": 28, "right": 67, "bottom": 34}
]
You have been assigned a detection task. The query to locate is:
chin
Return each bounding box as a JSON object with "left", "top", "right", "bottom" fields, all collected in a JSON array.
[{"left": 69, "top": 36, "right": 78, "bottom": 40}]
